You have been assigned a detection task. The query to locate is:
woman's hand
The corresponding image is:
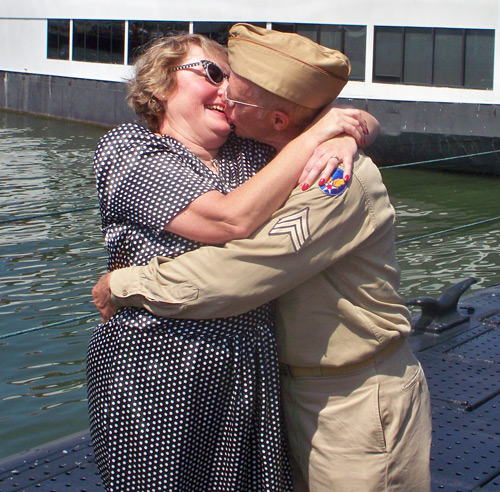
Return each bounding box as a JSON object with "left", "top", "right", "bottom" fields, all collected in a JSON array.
[
  {"left": 298, "top": 107, "right": 380, "bottom": 189},
  {"left": 298, "top": 135, "right": 358, "bottom": 189},
  {"left": 306, "top": 106, "right": 369, "bottom": 147}
]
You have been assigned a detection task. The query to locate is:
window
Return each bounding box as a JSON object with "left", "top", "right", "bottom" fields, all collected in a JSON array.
[
  {"left": 342, "top": 26, "right": 367, "bottom": 81},
  {"left": 194, "top": 22, "right": 231, "bottom": 45},
  {"left": 433, "top": 28, "right": 463, "bottom": 87},
  {"left": 374, "top": 26, "right": 494, "bottom": 89},
  {"left": 271, "top": 23, "right": 296, "bottom": 33},
  {"left": 47, "top": 19, "right": 70, "bottom": 60},
  {"left": 464, "top": 29, "right": 494, "bottom": 89},
  {"left": 73, "top": 20, "right": 124, "bottom": 64},
  {"left": 283, "top": 24, "right": 367, "bottom": 81},
  {"left": 192, "top": 22, "right": 267, "bottom": 45},
  {"left": 128, "top": 21, "right": 189, "bottom": 64},
  {"left": 403, "top": 28, "right": 433, "bottom": 85},
  {"left": 373, "top": 27, "right": 404, "bottom": 83}
]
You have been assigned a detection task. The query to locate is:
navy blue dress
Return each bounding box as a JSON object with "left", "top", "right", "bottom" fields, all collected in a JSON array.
[{"left": 87, "top": 123, "right": 292, "bottom": 491}]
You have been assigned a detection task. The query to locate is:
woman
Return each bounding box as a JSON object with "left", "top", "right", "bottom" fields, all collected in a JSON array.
[{"left": 87, "top": 33, "right": 372, "bottom": 491}]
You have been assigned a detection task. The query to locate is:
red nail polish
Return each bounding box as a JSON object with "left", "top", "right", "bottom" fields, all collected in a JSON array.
[
  {"left": 302, "top": 183, "right": 309, "bottom": 191},
  {"left": 344, "top": 174, "right": 350, "bottom": 182},
  {"left": 318, "top": 178, "right": 325, "bottom": 186}
]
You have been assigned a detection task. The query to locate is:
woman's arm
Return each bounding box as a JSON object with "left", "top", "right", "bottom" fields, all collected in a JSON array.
[
  {"left": 165, "top": 107, "right": 376, "bottom": 244},
  {"left": 298, "top": 108, "right": 380, "bottom": 187}
]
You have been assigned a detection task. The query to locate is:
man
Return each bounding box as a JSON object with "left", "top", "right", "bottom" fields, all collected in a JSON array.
[{"left": 93, "top": 24, "right": 431, "bottom": 492}]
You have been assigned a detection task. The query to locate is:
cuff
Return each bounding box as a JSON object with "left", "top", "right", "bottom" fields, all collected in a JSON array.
[{"left": 109, "top": 265, "right": 147, "bottom": 307}]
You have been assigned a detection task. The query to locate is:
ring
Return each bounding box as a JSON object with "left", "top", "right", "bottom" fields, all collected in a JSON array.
[{"left": 330, "top": 155, "right": 340, "bottom": 161}]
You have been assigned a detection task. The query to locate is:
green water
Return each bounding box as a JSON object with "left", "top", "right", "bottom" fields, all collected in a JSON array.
[{"left": 0, "top": 110, "right": 499, "bottom": 460}]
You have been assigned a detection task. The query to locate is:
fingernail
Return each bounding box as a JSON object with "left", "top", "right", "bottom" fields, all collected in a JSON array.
[
  {"left": 361, "top": 138, "right": 366, "bottom": 146},
  {"left": 301, "top": 183, "right": 309, "bottom": 191},
  {"left": 344, "top": 174, "right": 350, "bottom": 182},
  {"left": 318, "top": 178, "right": 325, "bottom": 186}
]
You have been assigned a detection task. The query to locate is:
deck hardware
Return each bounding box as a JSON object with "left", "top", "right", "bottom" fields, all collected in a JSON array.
[{"left": 406, "top": 277, "right": 478, "bottom": 332}]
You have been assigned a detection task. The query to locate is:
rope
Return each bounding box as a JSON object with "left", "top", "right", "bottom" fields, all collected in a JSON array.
[
  {"left": 396, "top": 216, "right": 500, "bottom": 245},
  {"left": 4, "top": 215, "right": 498, "bottom": 340},
  {"left": 2, "top": 148, "right": 499, "bottom": 339},
  {"left": 0, "top": 206, "right": 97, "bottom": 225},
  {"left": 1, "top": 149, "right": 498, "bottom": 224},
  {"left": 0, "top": 313, "right": 98, "bottom": 340},
  {"left": 382, "top": 148, "right": 500, "bottom": 170}
]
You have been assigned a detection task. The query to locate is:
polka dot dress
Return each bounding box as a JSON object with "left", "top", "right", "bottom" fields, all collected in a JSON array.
[{"left": 86, "top": 123, "right": 292, "bottom": 491}]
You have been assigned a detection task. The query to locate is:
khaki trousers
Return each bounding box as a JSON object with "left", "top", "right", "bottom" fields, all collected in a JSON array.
[{"left": 281, "top": 340, "right": 432, "bottom": 492}]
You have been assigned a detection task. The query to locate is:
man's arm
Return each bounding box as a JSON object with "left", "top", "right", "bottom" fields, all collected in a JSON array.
[{"left": 95, "top": 155, "right": 392, "bottom": 320}]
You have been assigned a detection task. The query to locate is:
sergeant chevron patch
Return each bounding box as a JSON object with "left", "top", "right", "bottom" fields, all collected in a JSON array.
[{"left": 268, "top": 207, "right": 310, "bottom": 252}]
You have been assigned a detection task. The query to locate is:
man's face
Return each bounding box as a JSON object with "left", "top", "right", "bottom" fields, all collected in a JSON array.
[{"left": 224, "top": 73, "right": 274, "bottom": 143}]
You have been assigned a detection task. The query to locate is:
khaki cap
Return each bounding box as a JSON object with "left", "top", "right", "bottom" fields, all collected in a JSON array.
[{"left": 228, "top": 23, "right": 351, "bottom": 109}]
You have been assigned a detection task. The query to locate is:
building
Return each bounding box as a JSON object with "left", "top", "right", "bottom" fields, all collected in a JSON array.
[{"left": 1, "top": 0, "right": 499, "bottom": 171}]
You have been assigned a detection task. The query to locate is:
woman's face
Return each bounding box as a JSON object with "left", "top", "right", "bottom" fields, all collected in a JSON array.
[{"left": 159, "top": 44, "right": 231, "bottom": 152}]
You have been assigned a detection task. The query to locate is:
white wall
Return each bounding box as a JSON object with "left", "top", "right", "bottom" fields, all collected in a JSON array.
[
  {"left": 0, "top": 18, "right": 132, "bottom": 82},
  {"left": 1, "top": 0, "right": 498, "bottom": 27},
  {"left": 1, "top": 0, "right": 499, "bottom": 103}
]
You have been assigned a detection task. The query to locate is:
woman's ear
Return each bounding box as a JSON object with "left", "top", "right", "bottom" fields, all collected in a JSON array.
[{"left": 271, "top": 110, "right": 290, "bottom": 131}]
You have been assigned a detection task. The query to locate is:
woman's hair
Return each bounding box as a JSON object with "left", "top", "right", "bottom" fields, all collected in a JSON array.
[{"left": 127, "top": 33, "right": 227, "bottom": 132}]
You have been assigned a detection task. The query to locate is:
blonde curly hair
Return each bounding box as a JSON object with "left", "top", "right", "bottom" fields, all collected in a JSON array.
[{"left": 127, "top": 34, "right": 227, "bottom": 132}]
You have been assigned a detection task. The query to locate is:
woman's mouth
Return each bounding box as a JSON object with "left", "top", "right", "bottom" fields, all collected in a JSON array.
[{"left": 206, "top": 104, "right": 225, "bottom": 113}]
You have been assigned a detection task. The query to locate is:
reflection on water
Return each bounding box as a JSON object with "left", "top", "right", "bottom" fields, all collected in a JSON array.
[
  {"left": 1, "top": 110, "right": 500, "bottom": 460},
  {"left": 383, "top": 167, "right": 500, "bottom": 300},
  {"left": 0, "top": 111, "right": 107, "bottom": 459}
]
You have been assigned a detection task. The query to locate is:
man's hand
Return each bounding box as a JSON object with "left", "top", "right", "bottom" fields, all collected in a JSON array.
[{"left": 92, "top": 272, "right": 119, "bottom": 322}]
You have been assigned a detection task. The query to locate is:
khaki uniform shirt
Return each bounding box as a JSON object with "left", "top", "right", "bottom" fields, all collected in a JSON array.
[{"left": 111, "top": 153, "right": 412, "bottom": 367}]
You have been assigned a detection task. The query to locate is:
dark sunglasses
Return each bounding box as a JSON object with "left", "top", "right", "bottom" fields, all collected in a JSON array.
[{"left": 168, "top": 60, "right": 229, "bottom": 85}]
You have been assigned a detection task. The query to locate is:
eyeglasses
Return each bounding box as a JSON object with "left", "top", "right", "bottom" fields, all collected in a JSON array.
[
  {"left": 168, "top": 60, "right": 229, "bottom": 86},
  {"left": 224, "top": 87, "right": 274, "bottom": 110}
]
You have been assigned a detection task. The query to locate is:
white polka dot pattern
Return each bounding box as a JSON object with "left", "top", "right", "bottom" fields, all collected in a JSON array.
[{"left": 87, "top": 123, "right": 292, "bottom": 491}]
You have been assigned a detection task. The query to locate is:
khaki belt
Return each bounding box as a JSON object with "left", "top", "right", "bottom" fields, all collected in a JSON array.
[{"left": 280, "top": 337, "right": 404, "bottom": 377}]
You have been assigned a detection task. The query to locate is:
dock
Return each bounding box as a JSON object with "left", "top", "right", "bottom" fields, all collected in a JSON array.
[{"left": 1, "top": 281, "right": 500, "bottom": 491}]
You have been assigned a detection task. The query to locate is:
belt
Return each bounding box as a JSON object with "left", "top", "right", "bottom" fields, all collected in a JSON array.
[{"left": 280, "top": 337, "right": 404, "bottom": 377}]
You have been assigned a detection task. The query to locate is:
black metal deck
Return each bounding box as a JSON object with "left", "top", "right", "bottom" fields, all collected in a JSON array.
[{"left": 1, "top": 282, "right": 500, "bottom": 491}]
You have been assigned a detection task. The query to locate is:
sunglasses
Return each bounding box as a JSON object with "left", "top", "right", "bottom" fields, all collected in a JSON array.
[
  {"left": 224, "top": 87, "right": 274, "bottom": 110},
  {"left": 168, "top": 60, "right": 229, "bottom": 86}
]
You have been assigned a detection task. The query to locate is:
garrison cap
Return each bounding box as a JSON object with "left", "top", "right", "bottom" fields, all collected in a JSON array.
[{"left": 228, "top": 23, "right": 351, "bottom": 109}]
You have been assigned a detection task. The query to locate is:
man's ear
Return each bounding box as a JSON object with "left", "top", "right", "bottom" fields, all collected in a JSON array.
[{"left": 271, "top": 110, "right": 290, "bottom": 131}]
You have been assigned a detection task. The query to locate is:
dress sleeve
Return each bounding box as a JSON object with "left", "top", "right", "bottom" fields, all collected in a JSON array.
[{"left": 94, "top": 124, "right": 220, "bottom": 234}]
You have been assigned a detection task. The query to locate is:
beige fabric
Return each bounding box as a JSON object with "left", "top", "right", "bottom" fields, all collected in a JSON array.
[
  {"left": 281, "top": 341, "right": 432, "bottom": 492},
  {"left": 111, "top": 153, "right": 411, "bottom": 367},
  {"left": 228, "top": 23, "right": 351, "bottom": 109},
  {"left": 109, "top": 152, "right": 432, "bottom": 489}
]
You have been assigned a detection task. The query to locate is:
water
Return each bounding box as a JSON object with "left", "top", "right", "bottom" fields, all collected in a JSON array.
[{"left": 0, "top": 110, "right": 499, "bottom": 461}]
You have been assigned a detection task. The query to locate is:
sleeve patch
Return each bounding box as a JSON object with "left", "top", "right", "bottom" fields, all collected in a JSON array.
[{"left": 319, "top": 168, "right": 348, "bottom": 197}]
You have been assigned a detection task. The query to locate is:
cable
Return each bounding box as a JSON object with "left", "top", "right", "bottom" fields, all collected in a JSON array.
[
  {"left": 0, "top": 313, "right": 99, "bottom": 340},
  {"left": 396, "top": 216, "right": 500, "bottom": 245},
  {"left": 0, "top": 206, "right": 98, "bottom": 225},
  {"left": 383, "top": 149, "right": 500, "bottom": 170},
  {"left": 3, "top": 149, "right": 499, "bottom": 339},
  {"left": 2, "top": 149, "right": 499, "bottom": 224}
]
